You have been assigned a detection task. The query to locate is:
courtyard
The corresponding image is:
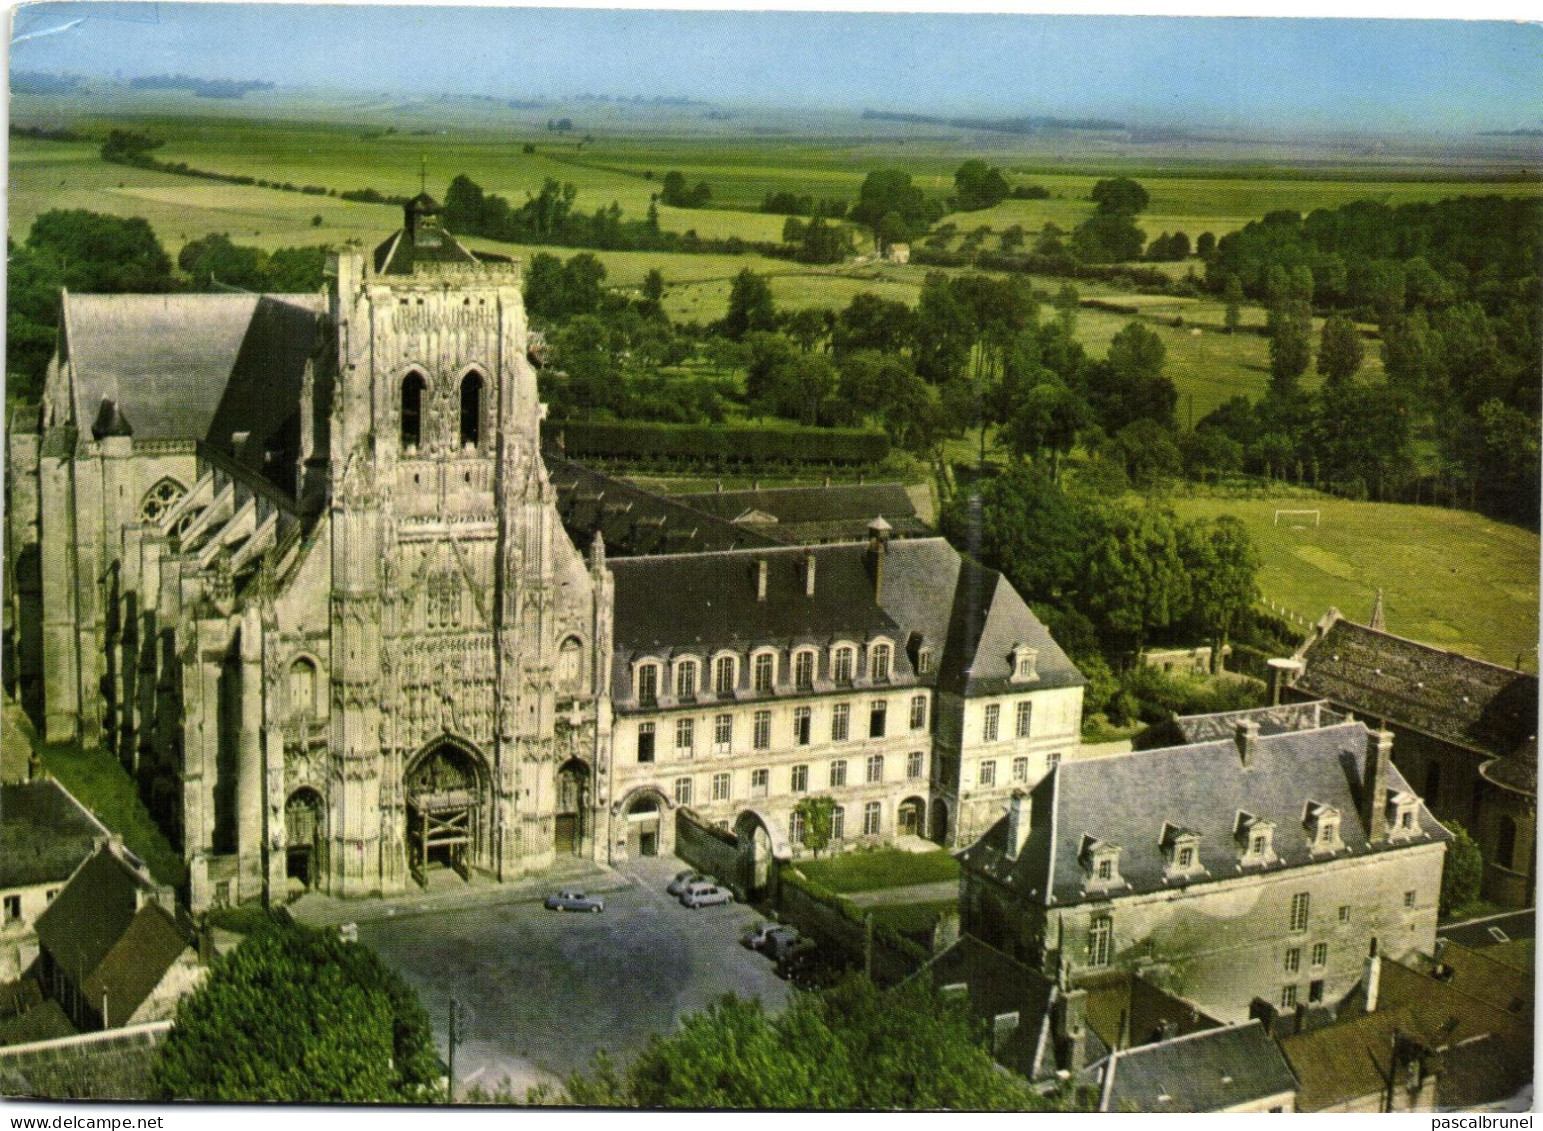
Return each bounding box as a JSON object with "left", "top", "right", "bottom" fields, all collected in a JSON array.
[{"left": 350, "top": 854, "right": 792, "bottom": 1097}]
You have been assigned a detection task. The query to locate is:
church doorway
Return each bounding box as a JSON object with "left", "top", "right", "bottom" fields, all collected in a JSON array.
[
  {"left": 555, "top": 759, "right": 590, "bottom": 856},
  {"left": 405, "top": 741, "right": 487, "bottom": 886},
  {"left": 284, "top": 788, "right": 326, "bottom": 889}
]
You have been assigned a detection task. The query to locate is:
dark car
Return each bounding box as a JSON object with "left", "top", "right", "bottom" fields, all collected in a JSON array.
[{"left": 544, "top": 889, "right": 604, "bottom": 912}]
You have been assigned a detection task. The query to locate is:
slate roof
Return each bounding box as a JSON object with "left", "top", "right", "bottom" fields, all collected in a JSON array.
[
  {"left": 606, "top": 537, "right": 1082, "bottom": 706},
  {"left": 672, "top": 483, "right": 929, "bottom": 544},
  {"left": 1083, "top": 968, "right": 1220, "bottom": 1052},
  {"left": 925, "top": 936, "right": 1057, "bottom": 1081},
  {"left": 1095, "top": 1021, "right": 1296, "bottom": 1112},
  {"left": 546, "top": 453, "right": 778, "bottom": 557},
  {"left": 60, "top": 293, "right": 325, "bottom": 444},
  {"left": 1170, "top": 701, "right": 1350, "bottom": 745},
  {"left": 82, "top": 903, "right": 194, "bottom": 1025},
  {"left": 0, "top": 780, "right": 106, "bottom": 889},
  {"left": 1480, "top": 737, "right": 1536, "bottom": 796},
  {"left": 959, "top": 721, "right": 1449, "bottom": 907},
  {"left": 1291, "top": 613, "right": 1538, "bottom": 760},
  {"left": 34, "top": 844, "right": 154, "bottom": 980},
  {"left": 373, "top": 220, "right": 480, "bottom": 275}
]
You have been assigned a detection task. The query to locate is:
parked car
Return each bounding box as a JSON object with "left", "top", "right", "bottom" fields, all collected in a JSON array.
[
  {"left": 667, "top": 870, "right": 708, "bottom": 896},
  {"left": 762, "top": 928, "right": 805, "bottom": 961},
  {"left": 742, "top": 923, "right": 797, "bottom": 952},
  {"left": 545, "top": 890, "right": 604, "bottom": 912},
  {"left": 680, "top": 883, "right": 733, "bottom": 908}
]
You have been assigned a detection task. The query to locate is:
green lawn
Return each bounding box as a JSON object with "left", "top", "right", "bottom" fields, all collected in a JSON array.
[
  {"left": 1164, "top": 490, "right": 1540, "bottom": 668},
  {"left": 798, "top": 847, "right": 960, "bottom": 894},
  {"left": 865, "top": 899, "right": 958, "bottom": 938}
]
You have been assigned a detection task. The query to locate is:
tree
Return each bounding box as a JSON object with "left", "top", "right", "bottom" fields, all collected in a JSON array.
[
  {"left": 1268, "top": 299, "right": 1313, "bottom": 392},
  {"left": 1178, "top": 516, "right": 1261, "bottom": 671},
  {"left": 722, "top": 269, "right": 776, "bottom": 340},
  {"left": 641, "top": 268, "right": 665, "bottom": 308},
  {"left": 1195, "top": 231, "right": 1217, "bottom": 259},
  {"left": 1222, "top": 275, "right": 1244, "bottom": 334},
  {"left": 832, "top": 292, "right": 915, "bottom": 357},
  {"left": 152, "top": 921, "right": 439, "bottom": 1102},
  {"left": 562, "top": 974, "right": 1073, "bottom": 1110},
  {"left": 1089, "top": 177, "right": 1150, "bottom": 215},
  {"left": 1082, "top": 506, "right": 1191, "bottom": 659},
  {"left": 1084, "top": 322, "right": 1177, "bottom": 432},
  {"left": 178, "top": 232, "right": 267, "bottom": 289},
  {"left": 1317, "top": 315, "right": 1364, "bottom": 385},
  {"left": 1001, "top": 382, "right": 1088, "bottom": 478},
  {"left": 946, "top": 462, "right": 1096, "bottom": 603},
  {"left": 793, "top": 795, "right": 837, "bottom": 857},
  {"left": 1070, "top": 211, "right": 1145, "bottom": 263},
  {"left": 1439, "top": 820, "right": 1485, "bottom": 916},
  {"left": 850, "top": 169, "right": 939, "bottom": 242},
  {"left": 875, "top": 211, "right": 910, "bottom": 254},
  {"left": 952, "top": 159, "right": 1010, "bottom": 211}
]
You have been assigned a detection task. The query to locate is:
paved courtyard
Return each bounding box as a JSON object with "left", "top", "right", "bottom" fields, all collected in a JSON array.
[{"left": 351, "top": 854, "right": 791, "bottom": 1097}]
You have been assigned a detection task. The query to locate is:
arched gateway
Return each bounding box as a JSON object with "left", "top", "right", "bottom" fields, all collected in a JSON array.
[{"left": 404, "top": 739, "right": 491, "bottom": 885}]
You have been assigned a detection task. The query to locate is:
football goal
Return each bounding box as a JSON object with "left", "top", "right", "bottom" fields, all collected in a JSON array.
[{"left": 1273, "top": 509, "right": 1321, "bottom": 527}]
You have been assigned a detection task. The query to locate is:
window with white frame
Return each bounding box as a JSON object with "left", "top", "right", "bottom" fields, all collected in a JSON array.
[
  {"left": 674, "top": 777, "right": 693, "bottom": 806},
  {"left": 917, "top": 648, "right": 933, "bottom": 675},
  {"left": 870, "top": 642, "right": 891, "bottom": 683},
  {"left": 637, "top": 722, "right": 656, "bottom": 763},
  {"left": 1046, "top": 752, "right": 1062, "bottom": 771},
  {"left": 1289, "top": 891, "right": 1310, "bottom": 932},
  {"left": 863, "top": 801, "right": 882, "bottom": 836},
  {"left": 1088, "top": 915, "right": 1113, "bottom": 967},
  {"left": 984, "top": 703, "right": 1001, "bottom": 742},
  {"left": 869, "top": 700, "right": 887, "bottom": 738},
  {"left": 832, "top": 703, "right": 850, "bottom": 742},
  {"left": 793, "top": 706, "right": 811, "bottom": 746},
  {"left": 829, "top": 759, "right": 847, "bottom": 788},
  {"left": 790, "top": 809, "right": 806, "bottom": 846},
  {"left": 714, "top": 713, "right": 733, "bottom": 752},
  {"left": 636, "top": 663, "right": 659, "bottom": 705},
  {"left": 794, "top": 650, "right": 815, "bottom": 691},
  {"left": 866, "top": 753, "right": 884, "bottom": 784},
  {"left": 753, "top": 709, "right": 772, "bottom": 750},
  {"left": 751, "top": 768, "right": 769, "bottom": 798},
  {"left": 910, "top": 694, "right": 927, "bottom": 731},
  {"left": 714, "top": 655, "right": 736, "bottom": 697},
  {"left": 711, "top": 772, "right": 732, "bottom": 801},
  {"left": 832, "top": 806, "right": 846, "bottom": 841},
  {"left": 833, "top": 646, "right": 855, "bottom": 685},
  {"left": 1284, "top": 947, "right": 1301, "bottom": 974},
  {"left": 907, "top": 751, "right": 924, "bottom": 780},
  {"left": 979, "top": 759, "right": 997, "bottom": 787},
  {"left": 675, "top": 659, "right": 698, "bottom": 701},
  {"left": 754, "top": 652, "right": 775, "bottom": 693},
  {"left": 675, "top": 717, "right": 694, "bottom": 755},
  {"left": 1012, "top": 756, "right": 1029, "bottom": 783},
  {"left": 1311, "top": 943, "right": 1328, "bottom": 968},
  {"left": 791, "top": 764, "right": 809, "bottom": 792},
  {"left": 1280, "top": 984, "right": 1298, "bottom": 1010},
  {"left": 1016, "top": 700, "right": 1032, "bottom": 738}
]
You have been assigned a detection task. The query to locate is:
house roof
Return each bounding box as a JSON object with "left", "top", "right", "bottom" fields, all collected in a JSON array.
[
  {"left": 959, "top": 721, "right": 1449, "bottom": 907},
  {"left": 0, "top": 780, "right": 106, "bottom": 889},
  {"left": 1291, "top": 613, "right": 1537, "bottom": 760},
  {"left": 34, "top": 844, "right": 153, "bottom": 981},
  {"left": 606, "top": 537, "right": 1082, "bottom": 705},
  {"left": 61, "top": 293, "right": 325, "bottom": 444},
  {"left": 671, "top": 483, "right": 929, "bottom": 544},
  {"left": 1170, "top": 701, "right": 1350, "bottom": 746},
  {"left": 82, "top": 902, "right": 194, "bottom": 1025},
  {"left": 1082, "top": 968, "right": 1220, "bottom": 1052},
  {"left": 1280, "top": 957, "right": 1532, "bottom": 1111},
  {"left": 1096, "top": 1021, "right": 1297, "bottom": 1113},
  {"left": 925, "top": 935, "right": 1057, "bottom": 1081}
]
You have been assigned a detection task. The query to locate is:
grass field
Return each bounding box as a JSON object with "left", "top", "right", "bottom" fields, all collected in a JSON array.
[
  {"left": 1163, "top": 491, "right": 1540, "bottom": 668},
  {"left": 797, "top": 848, "right": 960, "bottom": 894}
]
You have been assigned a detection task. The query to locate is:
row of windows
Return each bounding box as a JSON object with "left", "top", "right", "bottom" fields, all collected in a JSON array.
[
  {"left": 635, "top": 698, "right": 928, "bottom": 761},
  {"left": 665, "top": 753, "right": 928, "bottom": 802},
  {"left": 981, "top": 701, "right": 1035, "bottom": 742},
  {"left": 634, "top": 641, "right": 912, "bottom": 703},
  {"left": 1282, "top": 942, "right": 1331, "bottom": 974},
  {"left": 977, "top": 752, "right": 1062, "bottom": 788},
  {"left": 401, "top": 370, "right": 485, "bottom": 451}
]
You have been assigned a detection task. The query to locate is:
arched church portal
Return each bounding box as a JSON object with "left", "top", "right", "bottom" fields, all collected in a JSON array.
[
  {"left": 555, "top": 758, "right": 591, "bottom": 856},
  {"left": 405, "top": 740, "right": 489, "bottom": 886},
  {"left": 284, "top": 788, "right": 326, "bottom": 890}
]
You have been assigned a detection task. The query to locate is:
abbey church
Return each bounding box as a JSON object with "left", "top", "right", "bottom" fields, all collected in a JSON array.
[{"left": 6, "top": 198, "right": 1084, "bottom": 910}]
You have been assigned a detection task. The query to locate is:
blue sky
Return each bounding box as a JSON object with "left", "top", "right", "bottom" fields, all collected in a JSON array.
[{"left": 10, "top": 3, "right": 1543, "bottom": 131}]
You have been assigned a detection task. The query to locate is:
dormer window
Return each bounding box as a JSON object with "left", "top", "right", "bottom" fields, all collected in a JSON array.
[
  {"left": 1304, "top": 801, "right": 1342, "bottom": 852},
  {"left": 1237, "top": 812, "right": 1276, "bottom": 865},
  {"left": 1010, "top": 644, "right": 1039, "bottom": 683},
  {"left": 1161, "top": 823, "right": 1204, "bottom": 879},
  {"left": 870, "top": 642, "right": 892, "bottom": 683},
  {"left": 1081, "top": 836, "right": 1122, "bottom": 890},
  {"left": 713, "top": 654, "right": 737, "bottom": 697},
  {"left": 833, "top": 645, "right": 855, "bottom": 685},
  {"left": 635, "top": 661, "right": 660, "bottom": 705},
  {"left": 793, "top": 649, "right": 816, "bottom": 691},
  {"left": 1386, "top": 791, "right": 1419, "bottom": 840},
  {"left": 917, "top": 648, "right": 933, "bottom": 675}
]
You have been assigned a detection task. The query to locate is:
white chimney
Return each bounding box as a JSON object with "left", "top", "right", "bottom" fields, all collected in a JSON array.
[
  {"left": 804, "top": 550, "right": 816, "bottom": 597},
  {"left": 1364, "top": 938, "right": 1382, "bottom": 1013},
  {"left": 1235, "top": 719, "right": 1260, "bottom": 766},
  {"left": 756, "top": 558, "right": 768, "bottom": 602},
  {"left": 1005, "top": 791, "right": 1032, "bottom": 861}
]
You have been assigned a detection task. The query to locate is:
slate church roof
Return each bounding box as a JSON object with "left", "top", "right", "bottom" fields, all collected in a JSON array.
[{"left": 959, "top": 721, "right": 1449, "bottom": 907}]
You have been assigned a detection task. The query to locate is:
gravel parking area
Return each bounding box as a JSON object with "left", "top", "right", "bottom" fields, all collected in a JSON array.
[{"left": 353, "top": 854, "right": 791, "bottom": 1098}]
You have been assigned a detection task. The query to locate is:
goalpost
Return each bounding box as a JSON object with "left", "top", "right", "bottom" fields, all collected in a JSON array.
[{"left": 1273, "top": 509, "right": 1321, "bottom": 527}]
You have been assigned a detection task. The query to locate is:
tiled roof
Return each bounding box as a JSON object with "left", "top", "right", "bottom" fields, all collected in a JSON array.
[
  {"left": 1097, "top": 1021, "right": 1297, "bottom": 1112},
  {"left": 61, "top": 293, "right": 325, "bottom": 444},
  {"left": 34, "top": 845, "right": 152, "bottom": 980},
  {"left": 959, "top": 721, "right": 1449, "bottom": 906},
  {"left": 82, "top": 903, "right": 194, "bottom": 1025},
  {"left": 1291, "top": 614, "right": 1538, "bottom": 759},
  {"left": 0, "top": 780, "right": 105, "bottom": 889}
]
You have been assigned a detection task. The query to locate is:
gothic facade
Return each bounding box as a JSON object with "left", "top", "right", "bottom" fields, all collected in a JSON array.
[{"left": 6, "top": 201, "right": 1083, "bottom": 910}]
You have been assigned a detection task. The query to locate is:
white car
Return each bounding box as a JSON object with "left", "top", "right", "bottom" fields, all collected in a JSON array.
[{"left": 680, "top": 883, "right": 733, "bottom": 908}]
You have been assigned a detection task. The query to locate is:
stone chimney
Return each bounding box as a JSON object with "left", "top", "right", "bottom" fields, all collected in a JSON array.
[
  {"left": 804, "top": 549, "right": 816, "bottom": 597},
  {"left": 1235, "top": 719, "right": 1260, "bottom": 766},
  {"left": 1266, "top": 657, "right": 1303, "bottom": 705},
  {"left": 867, "top": 517, "right": 891, "bottom": 605},
  {"left": 1004, "top": 791, "right": 1032, "bottom": 861},
  {"left": 1364, "top": 937, "right": 1382, "bottom": 1012},
  {"left": 1054, "top": 985, "right": 1089, "bottom": 1073},
  {"left": 1363, "top": 729, "right": 1393, "bottom": 841},
  {"left": 755, "top": 558, "right": 769, "bottom": 602}
]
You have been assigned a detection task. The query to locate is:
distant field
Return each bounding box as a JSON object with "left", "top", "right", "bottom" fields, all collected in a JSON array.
[{"left": 1163, "top": 491, "right": 1540, "bottom": 668}]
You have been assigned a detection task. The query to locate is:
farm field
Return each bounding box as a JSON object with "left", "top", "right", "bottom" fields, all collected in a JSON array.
[{"left": 1163, "top": 492, "right": 1540, "bottom": 668}]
